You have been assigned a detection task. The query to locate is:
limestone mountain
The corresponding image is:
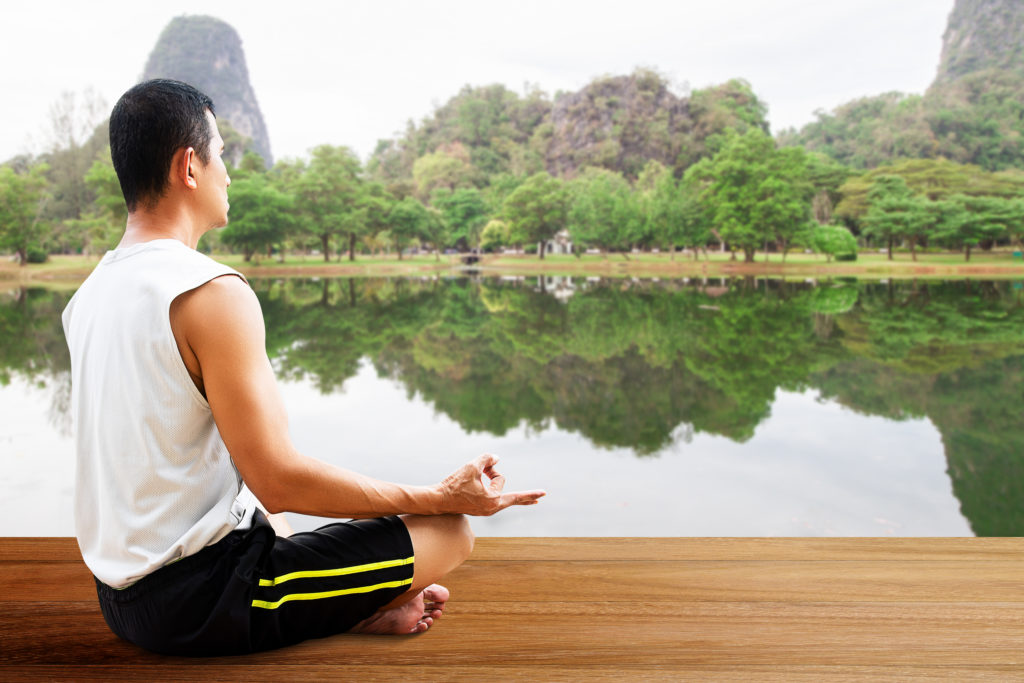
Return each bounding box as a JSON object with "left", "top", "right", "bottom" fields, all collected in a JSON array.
[
  {"left": 936, "top": 0, "right": 1024, "bottom": 83},
  {"left": 546, "top": 72, "right": 767, "bottom": 179},
  {"left": 368, "top": 69, "right": 769, "bottom": 189},
  {"left": 781, "top": 0, "right": 1024, "bottom": 171},
  {"left": 142, "top": 15, "right": 272, "bottom": 166}
]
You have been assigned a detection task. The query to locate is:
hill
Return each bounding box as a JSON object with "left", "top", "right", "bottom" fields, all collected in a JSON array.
[
  {"left": 937, "top": 0, "right": 1024, "bottom": 83},
  {"left": 368, "top": 69, "right": 768, "bottom": 190},
  {"left": 781, "top": 0, "right": 1024, "bottom": 172},
  {"left": 142, "top": 15, "right": 273, "bottom": 166}
]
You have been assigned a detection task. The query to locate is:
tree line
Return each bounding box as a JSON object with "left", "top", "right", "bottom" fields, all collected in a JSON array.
[{"left": 4, "top": 71, "right": 1024, "bottom": 264}]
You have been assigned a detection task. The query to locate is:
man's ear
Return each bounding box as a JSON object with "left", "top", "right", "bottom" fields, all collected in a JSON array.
[{"left": 181, "top": 147, "right": 198, "bottom": 190}]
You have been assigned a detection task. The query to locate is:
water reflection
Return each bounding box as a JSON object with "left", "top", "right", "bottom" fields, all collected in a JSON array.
[{"left": 2, "top": 276, "right": 1022, "bottom": 535}]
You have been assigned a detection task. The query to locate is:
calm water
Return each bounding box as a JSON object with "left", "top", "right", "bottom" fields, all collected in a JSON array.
[{"left": 2, "top": 276, "right": 1022, "bottom": 536}]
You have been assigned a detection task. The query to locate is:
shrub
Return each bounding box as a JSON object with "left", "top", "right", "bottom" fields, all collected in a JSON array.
[{"left": 26, "top": 247, "right": 49, "bottom": 264}]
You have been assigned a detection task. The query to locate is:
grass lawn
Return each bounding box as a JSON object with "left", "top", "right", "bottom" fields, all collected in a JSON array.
[
  {"left": 3, "top": 249, "right": 1023, "bottom": 285},
  {"left": 481, "top": 249, "right": 1024, "bottom": 279}
]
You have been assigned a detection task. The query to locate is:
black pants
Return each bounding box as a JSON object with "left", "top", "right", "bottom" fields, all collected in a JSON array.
[{"left": 95, "top": 511, "right": 416, "bottom": 656}]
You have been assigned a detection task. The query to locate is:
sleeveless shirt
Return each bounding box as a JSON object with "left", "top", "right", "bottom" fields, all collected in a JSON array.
[{"left": 62, "top": 239, "right": 257, "bottom": 588}]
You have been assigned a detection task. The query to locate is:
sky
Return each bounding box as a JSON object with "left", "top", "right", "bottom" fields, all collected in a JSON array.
[{"left": 3, "top": 0, "right": 955, "bottom": 164}]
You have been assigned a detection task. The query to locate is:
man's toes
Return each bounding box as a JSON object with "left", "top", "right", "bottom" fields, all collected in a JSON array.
[{"left": 423, "top": 584, "right": 450, "bottom": 603}]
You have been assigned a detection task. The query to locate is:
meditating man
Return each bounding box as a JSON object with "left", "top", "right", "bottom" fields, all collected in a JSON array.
[{"left": 61, "top": 79, "right": 545, "bottom": 656}]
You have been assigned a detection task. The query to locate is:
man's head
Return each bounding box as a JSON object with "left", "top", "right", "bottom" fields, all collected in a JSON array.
[{"left": 109, "top": 79, "right": 218, "bottom": 213}]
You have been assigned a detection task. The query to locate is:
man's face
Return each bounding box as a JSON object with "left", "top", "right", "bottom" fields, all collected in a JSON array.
[{"left": 194, "top": 110, "right": 231, "bottom": 228}]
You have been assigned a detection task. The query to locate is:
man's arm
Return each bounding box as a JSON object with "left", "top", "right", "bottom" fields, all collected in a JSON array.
[{"left": 170, "top": 275, "right": 544, "bottom": 517}]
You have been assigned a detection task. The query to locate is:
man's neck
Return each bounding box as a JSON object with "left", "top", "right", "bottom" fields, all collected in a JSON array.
[{"left": 119, "top": 205, "right": 204, "bottom": 250}]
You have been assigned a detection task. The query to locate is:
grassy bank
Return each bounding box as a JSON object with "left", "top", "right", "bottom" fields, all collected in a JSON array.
[{"left": 3, "top": 250, "right": 1023, "bottom": 285}]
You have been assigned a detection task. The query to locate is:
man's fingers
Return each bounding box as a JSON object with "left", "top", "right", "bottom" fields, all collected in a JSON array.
[
  {"left": 474, "top": 453, "right": 499, "bottom": 471},
  {"left": 498, "top": 489, "right": 547, "bottom": 509},
  {"left": 487, "top": 471, "right": 506, "bottom": 493}
]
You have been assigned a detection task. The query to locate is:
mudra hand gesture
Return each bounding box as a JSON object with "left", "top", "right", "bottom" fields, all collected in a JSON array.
[{"left": 437, "top": 454, "right": 546, "bottom": 516}]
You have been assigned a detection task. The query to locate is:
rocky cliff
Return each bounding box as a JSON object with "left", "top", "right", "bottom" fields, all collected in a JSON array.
[
  {"left": 368, "top": 70, "right": 769, "bottom": 186},
  {"left": 935, "top": 0, "right": 1024, "bottom": 83},
  {"left": 142, "top": 15, "right": 272, "bottom": 166},
  {"left": 783, "top": 0, "right": 1024, "bottom": 171},
  {"left": 546, "top": 73, "right": 767, "bottom": 178}
]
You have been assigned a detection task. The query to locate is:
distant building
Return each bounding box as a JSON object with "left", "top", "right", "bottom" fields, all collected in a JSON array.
[{"left": 541, "top": 230, "right": 573, "bottom": 255}]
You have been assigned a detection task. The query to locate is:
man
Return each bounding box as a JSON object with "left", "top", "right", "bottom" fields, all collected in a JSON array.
[{"left": 62, "top": 79, "right": 545, "bottom": 656}]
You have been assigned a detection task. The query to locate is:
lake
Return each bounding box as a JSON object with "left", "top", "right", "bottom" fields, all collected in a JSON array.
[{"left": 2, "top": 275, "right": 1022, "bottom": 536}]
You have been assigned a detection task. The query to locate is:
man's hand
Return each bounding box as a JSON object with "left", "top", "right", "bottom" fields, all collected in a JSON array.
[{"left": 436, "top": 454, "right": 546, "bottom": 516}]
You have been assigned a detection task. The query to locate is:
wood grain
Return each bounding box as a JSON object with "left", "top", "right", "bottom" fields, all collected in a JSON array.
[
  {"left": 3, "top": 537, "right": 1023, "bottom": 680},
  {"left": 10, "top": 558, "right": 1022, "bottom": 603}
]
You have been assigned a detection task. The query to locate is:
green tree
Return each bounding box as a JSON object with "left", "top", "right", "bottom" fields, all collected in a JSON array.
[
  {"left": 812, "top": 223, "right": 859, "bottom": 262},
  {"left": 73, "top": 153, "right": 127, "bottom": 254},
  {"left": 220, "top": 175, "right": 296, "bottom": 261},
  {"left": 833, "top": 158, "right": 1017, "bottom": 228},
  {"left": 387, "top": 197, "right": 431, "bottom": 260},
  {"left": 431, "top": 187, "right": 490, "bottom": 249},
  {"left": 293, "top": 146, "right": 363, "bottom": 262},
  {"left": 356, "top": 181, "right": 396, "bottom": 257},
  {"left": 754, "top": 146, "right": 813, "bottom": 261},
  {"left": 502, "top": 172, "right": 568, "bottom": 259},
  {"left": 412, "top": 144, "right": 475, "bottom": 199},
  {"left": 862, "top": 175, "right": 927, "bottom": 260},
  {"left": 420, "top": 206, "right": 450, "bottom": 260},
  {"left": 0, "top": 164, "right": 50, "bottom": 265},
  {"left": 566, "top": 167, "right": 640, "bottom": 258},
  {"left": 230, "top": 150, "right": 268, "bottom": 180},
  {"left": 1005, "top": 198, "right": 1024, "bottom": 249},
  {"left": 479, "top": 219, "right": 511, "bottom": 252},
  {"left": 688, "top": 129, "right": 811, "bottom": 262},
  {"left": 806, "top": 152, "right": 854, "bottom": 224},
  {"left": 38, "top": 89, "right": 108, "bottom": 253},
  {"left": 638, "top": 161, "right": 709, "bottom": 259},
  {"left": 939, "top": 195, "right": 1010, "bottom": 260}
]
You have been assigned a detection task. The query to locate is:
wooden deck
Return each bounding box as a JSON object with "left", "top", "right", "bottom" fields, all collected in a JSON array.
[{"left": 2, "top": 537, "right": 1024, "bottom": 681}]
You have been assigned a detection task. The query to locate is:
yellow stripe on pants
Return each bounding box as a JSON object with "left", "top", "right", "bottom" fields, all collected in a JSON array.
[
  {"left": 251, "top": 577, "right": 414, "bottom": 610},
  {"left": 257, "top": 556, "right": 415, "bottom": 587}
]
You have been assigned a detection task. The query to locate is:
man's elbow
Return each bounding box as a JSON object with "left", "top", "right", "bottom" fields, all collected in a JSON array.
[
  {"left": 240, "top": 454, "right": 303, "bottom": 515},
  {"left": 260, "top": 495, "right": 288, "bottom": 516}
]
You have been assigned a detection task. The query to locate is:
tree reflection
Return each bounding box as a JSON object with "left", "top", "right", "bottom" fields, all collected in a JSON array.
[
  {"left": 0, "top": 287, "right": 72, "bottom": 435},
  {"left": 4, "top": 276, "right": 1023, "bottom": 533}
]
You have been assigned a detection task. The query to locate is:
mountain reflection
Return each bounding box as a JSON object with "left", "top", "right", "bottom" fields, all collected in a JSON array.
[{"left": 3, "top": 276, "right": 1023, "bottom": 534}]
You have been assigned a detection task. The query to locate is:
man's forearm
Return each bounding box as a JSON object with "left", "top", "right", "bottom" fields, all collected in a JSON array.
[{"left": 257, "top": 452, "right": 447, "bottom": 518}]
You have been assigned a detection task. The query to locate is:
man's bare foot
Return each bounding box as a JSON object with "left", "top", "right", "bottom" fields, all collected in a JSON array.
[{"left": 349, "top": 584, "right": 450, "bottom": 635}]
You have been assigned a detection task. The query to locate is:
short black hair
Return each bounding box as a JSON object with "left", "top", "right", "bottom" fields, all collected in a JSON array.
[{"left": 109, "top": 79, "right": 216, "bottom": 212}]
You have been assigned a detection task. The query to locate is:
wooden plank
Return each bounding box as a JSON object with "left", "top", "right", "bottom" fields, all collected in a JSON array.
[
  {"left": 4, "top": 665, "right": 1024, "bottom": 682},
  {"left": 0, "top": 537, "right": 81, "bottom": 562},
  {"left": 4, "top": 665, "right": 1023, "bottom": 682},
  {"left": 449, "top": 560, "right": 1024, "bottom": 603},
  {"left": 5, "top": 538, "right": 1024, "bottom": 680},
  {"left": 6, "top": 536, "right": 1024, "bottom": 563},
  {"left": 6, "top": 557, "right": 1024, "bottom": 603},
  {"left": 468, "top": 537, "right": 1024, "bottom": 562},
  {"left": 5, "top": 601, "right": 1024, "bottom": 667}
]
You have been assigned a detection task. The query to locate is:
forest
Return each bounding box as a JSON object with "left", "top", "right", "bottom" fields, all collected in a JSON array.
[{"left": 3, "top": 66, "right": 1024, "bottom": 266}]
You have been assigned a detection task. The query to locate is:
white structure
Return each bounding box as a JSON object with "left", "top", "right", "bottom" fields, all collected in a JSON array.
[{"left": 541, "top": 229, "right": 573, "bottom": 255}]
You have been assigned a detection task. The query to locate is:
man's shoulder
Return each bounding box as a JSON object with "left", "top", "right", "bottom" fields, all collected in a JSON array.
[{"left": 176, "top": 271, "right": 256, "bottom": 314}]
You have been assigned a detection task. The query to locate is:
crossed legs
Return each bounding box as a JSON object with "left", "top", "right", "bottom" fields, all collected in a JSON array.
[{"left": 348, "top": 514, "right": 474, "bottom": 635}]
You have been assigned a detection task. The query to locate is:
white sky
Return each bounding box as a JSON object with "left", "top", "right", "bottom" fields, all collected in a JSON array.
[{"left": 3, "top": 0, "right": 954, "bottom": 164}]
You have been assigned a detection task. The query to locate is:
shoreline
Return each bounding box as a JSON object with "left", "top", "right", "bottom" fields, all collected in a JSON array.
[{"left": 3, "top": 252, "right": 1023, "bottom": 286}]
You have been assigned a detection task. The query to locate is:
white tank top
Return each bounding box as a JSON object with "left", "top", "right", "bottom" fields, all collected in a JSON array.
[{"left": 62, "top": 239, "right": 257, "bottom": 588}]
